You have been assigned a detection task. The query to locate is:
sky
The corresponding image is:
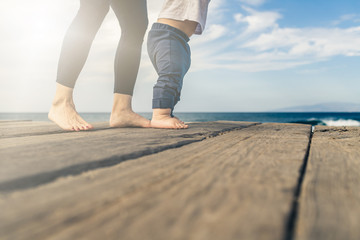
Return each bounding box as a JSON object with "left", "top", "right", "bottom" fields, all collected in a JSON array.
[{"left": 0, "top": 0, "right": 359, "bottom": 112}]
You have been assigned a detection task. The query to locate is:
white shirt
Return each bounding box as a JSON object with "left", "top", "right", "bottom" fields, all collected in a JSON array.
[{"left": 158, "top": 0, "right": 210, "bottom": 35}]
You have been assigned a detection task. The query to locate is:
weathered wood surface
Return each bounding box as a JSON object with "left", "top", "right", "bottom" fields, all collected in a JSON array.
[
  {"left": 0, "top": 121, "right": 109, "bottom": 138},
  {"left": 0, "top": 121, "right": 255, "bottom": 192},
  {"left": 295, "top": 126, "right": 360, "bottom": 240},
  {"left": 0, "top": 123, "right": 311, "bottom": 240},
  {"left": 2, "top": 121, "right": 359, "bottom": 240}
]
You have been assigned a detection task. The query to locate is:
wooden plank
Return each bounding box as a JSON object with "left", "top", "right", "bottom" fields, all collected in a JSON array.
[
  {"left": 295, "top": 126, "right": 360, "bottom": 240},
  {"left": 0, "top": 123, "right": 311, "bottom": 240},
  {"left": 0, "top": 121, "right": 109, "bottom": 139},
  {"left": 0, "top": 120, "right": 32, "bottom": 124},
  {"left": 0, "top": 121, "right": 255, "bottom": 191}
]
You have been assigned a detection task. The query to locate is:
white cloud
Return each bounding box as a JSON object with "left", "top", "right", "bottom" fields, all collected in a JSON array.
[
  {"left": 192, "top": 24, "right": 227, "bottom": 45},
  {"left": 234, "top": 13, "right": 243, "bottom": 22},
  {"left": 189, "top": 6, "right": 360, "bottom": 73},
  {"left": 331, "top": 14, "right": 359, "bottom": 26},
  {"left": 243, "top": 27, "right": 360, "bottom": 57},
  {"left": 234, "top": 7, "right": 281, "bottom": 33},
  {"left": 239, "top": 0, "right": 267, "bottom": 7}
]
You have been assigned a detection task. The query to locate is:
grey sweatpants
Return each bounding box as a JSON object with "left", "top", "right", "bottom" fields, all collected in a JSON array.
[{"left": 147, "top": 23, "right": 191, "bottom": 110}]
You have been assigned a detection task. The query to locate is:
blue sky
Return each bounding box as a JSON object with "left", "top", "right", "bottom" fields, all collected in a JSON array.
[{"left": 0, "top": 0, "right": 359, "bottom": 112}]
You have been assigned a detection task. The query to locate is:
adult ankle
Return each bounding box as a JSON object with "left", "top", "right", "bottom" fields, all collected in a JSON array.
[
  {"left": 52, "top": 94, "right": 73, "bottom": 106},
  {"left": 52, "top": 83, "right": 74, "bottom": 105},
  {"left": 112, "top": 93, "right": 133, "bottom": 113}
]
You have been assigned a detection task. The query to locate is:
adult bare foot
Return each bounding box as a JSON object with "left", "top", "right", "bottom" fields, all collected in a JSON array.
[
  {"left": 110, "top": 110, "right": 151, "bottom": 128},
  {"left": 109, "top": 93, "right": 151, "bottom": 128},
  {"left": 48, "top": 83, "right": 93, "bottom": 131},
  {"left": 151, "top": 108, "right": 188, "bottom": 129}
]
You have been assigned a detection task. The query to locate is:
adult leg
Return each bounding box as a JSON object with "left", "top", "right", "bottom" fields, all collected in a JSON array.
[
  {"left": 109, "top": 0, "right": 150, "bottom": 128},
  {"left": 49, "top": 0, "right": 110, "bottom": 131}
]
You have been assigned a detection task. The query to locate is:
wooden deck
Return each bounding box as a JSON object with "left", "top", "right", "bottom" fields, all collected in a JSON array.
[{"left": 0, "top": 120, "right": 359, "bottom": 240}]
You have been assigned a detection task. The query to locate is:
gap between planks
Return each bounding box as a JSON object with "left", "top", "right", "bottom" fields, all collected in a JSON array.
[{"left": 283, "top": 126, "right": 314, "bottom": 240}]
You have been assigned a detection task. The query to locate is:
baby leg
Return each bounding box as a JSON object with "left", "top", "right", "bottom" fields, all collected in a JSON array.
[{"left": 147, "top": 23, "right": 191, "bottom": 129}]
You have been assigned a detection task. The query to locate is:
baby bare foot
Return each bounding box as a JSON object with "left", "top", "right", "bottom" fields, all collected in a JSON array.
[
  {"left": 110, "top": 110, "right": 151, "bottom": 128},
  {"left": 151, "top": 109, "right": 188, "bottom": 129},
  {"left": 173, "top": 116, "right": 185, "bottom": 124},
  {"left": 48, "top": 102, "right": 93, "bottom": 131},
  {"left": 48, "top": 83, "right": 93, "bottom": 131},
  {"left": 151, "top": 115, "right": 188, "bottom": 129}
]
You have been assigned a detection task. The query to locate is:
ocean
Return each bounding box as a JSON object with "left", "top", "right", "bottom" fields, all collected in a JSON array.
[{"left": 1, "top": 112, "right": 360, "bottom": 127}]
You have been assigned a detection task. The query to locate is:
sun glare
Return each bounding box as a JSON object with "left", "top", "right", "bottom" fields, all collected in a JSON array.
[{"left": 6, "top": 2, "right": 77, "bottom": 63}]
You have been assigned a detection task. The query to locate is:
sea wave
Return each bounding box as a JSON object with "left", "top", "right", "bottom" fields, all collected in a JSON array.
[
  {"left": 322, "top": 119, "right": 360, "bottom": 127},
  {"left": 292, "top": 118, "right": 360, "bottom": 126}
]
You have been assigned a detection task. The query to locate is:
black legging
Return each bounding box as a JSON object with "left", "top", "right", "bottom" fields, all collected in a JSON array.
[{"left": 56, "top": 0, "right": 148, "bottom": 95}]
